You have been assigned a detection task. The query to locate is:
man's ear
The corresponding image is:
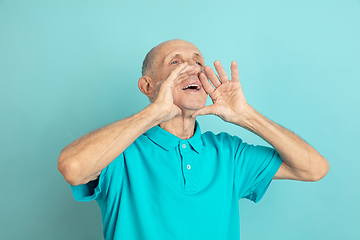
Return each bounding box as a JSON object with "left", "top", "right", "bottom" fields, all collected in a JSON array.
[{"left": 138, "top": 76, "right": 155, "bottom": 100}]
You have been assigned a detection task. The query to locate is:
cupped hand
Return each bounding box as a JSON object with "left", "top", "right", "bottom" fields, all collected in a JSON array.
[
  {"left": 151, "top": 62, "right": 197, "bottom": 123},
  {"left": 191, "top": 61, "right": 251, "bottom": 125}
]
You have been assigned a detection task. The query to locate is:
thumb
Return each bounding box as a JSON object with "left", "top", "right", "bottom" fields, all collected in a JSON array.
[
  {"left": 163, "top": 104, "right": 182, "bottom": 123},
  {"left": 191, "top": 106, "right": 216, "bottom": 118},
  {"left": 173, "top": 104, "right": 182, "bottom": 117}
]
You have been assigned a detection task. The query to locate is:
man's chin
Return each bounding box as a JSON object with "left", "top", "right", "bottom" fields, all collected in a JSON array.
[
  {"left": 173, "top": 96, "right": 207, "bottom": 115},
  {"left": 179, "top": 104, "right": 205, "bottom": 115}
]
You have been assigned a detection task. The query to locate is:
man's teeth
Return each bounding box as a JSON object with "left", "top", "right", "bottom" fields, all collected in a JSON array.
[{"left": 183, "top": 84, "right": 200, "bottom": 90}]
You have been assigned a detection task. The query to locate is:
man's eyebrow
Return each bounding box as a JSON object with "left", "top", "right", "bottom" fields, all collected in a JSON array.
[
  {"left": 193, "top": 53, "right": 205, "bottom": 62},
  {"left": 162, "top": 53, "right": 180, "bottom": 65},
  {"left": 161, "top": 54, "right": 175, "bottom": 64},
  {"left": 162, "top": 52, "right": 204, "bottom": 65},
  {"left": 193, "top": 53, "right": 203, "bottom": 58}
]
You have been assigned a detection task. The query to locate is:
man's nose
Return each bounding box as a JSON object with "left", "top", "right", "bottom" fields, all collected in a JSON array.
[{"left": 187, "top": 61, "right": 201, "bottom": 75}]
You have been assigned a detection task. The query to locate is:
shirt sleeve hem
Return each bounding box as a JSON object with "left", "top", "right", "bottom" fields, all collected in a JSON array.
[
  {"left": 70, "top": 168, "right": 107, "bottom": 202},
  {"left": 251, "top": 154, "right": 282, "bottom": 203}
]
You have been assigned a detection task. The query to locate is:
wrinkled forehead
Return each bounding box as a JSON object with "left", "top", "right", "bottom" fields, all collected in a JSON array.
[{"left": 155, "top": 40, "right": 204, "bottom": 64}]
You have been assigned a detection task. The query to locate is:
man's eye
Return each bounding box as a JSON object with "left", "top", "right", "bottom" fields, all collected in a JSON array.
[
  {"left": 171, "top": 61, "right": 178, "bottom": 64},
  {"left": 196, "top": 62, "right": 202, "bottom": 66}
]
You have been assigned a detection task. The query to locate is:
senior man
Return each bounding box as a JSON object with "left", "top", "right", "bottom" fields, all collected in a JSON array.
[{"left": 58, "top": 39, "right": 329, "bottom": 240}]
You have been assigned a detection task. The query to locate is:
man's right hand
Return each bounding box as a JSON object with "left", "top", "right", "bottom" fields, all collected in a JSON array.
[
  {"left": 150, "top": 62, "right": 194, "bottom": 123},
  {"left": 58, "top": 63, "right": 197, "bottom": 186}
]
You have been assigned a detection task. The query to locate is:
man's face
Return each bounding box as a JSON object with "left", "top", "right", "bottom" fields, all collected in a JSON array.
[{"left": 151, "top": 40, "right": 208, "bottom": 112}]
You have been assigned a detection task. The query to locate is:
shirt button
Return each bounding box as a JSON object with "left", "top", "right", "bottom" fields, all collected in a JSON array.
[
  {"left": 187, "top": 165, "right": 191, "bottom": 170},
  {"left": 182, "top": 144, "right": 186, "bottom": 149}
]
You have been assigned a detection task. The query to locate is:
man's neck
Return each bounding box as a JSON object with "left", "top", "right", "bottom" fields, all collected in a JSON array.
[{"left": 159, "top": 115, "right": 196, "bottom": 140}]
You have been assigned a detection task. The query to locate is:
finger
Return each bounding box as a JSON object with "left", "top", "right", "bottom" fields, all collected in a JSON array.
[
  {"left": 191, "top": 105, "right": 215, "bottom": 118},
  {"left": 199, "top": 72, "right": 215, "bottom": 94},
  {"left": 165, "top": 62, "right": 189, "bottom": 86},
  {"left": 230, "top": 61, "right": 240, "bottom": 82},
  {"left": 180, "top": 64, "right": 197, "bottom": 75},
  {"left": 173, "top": 104, "right": 182, "bottom": 117},
  {"left": 174, "top": 64, "right": 197, "bottom": 84},
  {"left": 154, "top": 63, "right": 189, "bottom": 97},
  {"left": 214, "top": 60, "right": 230, "bottom": 83},
  {"left": 204, "top": 66, "right": 221, "bottom": 88}
]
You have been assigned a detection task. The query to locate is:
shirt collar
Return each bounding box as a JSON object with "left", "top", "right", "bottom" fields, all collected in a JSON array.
[{"left": 144, "top": 120, "right": 203, "bottom": 153}]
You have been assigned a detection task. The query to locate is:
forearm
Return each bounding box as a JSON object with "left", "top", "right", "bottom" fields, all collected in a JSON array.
[
  {"left": 195, "top": 60, "right": 328, "bottom": 181},
  {"left": 235, "top": 106, "right": 328, "bottom": 180},
  {"left": 58, "top": 104, "right": 164, "bottom": 185}
]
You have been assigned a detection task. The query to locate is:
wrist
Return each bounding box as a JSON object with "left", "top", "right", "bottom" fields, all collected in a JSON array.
[
  {"left": 144, "top": 102, "right": 168, "bottom": 126},
  {"left": 233, "top": 105, "right": 259, "bottom": 130},
  {"left": 236, "top": 106, "right": 276, "bottom": 138}
]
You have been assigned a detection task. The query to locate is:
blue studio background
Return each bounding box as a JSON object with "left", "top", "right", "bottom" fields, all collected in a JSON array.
[{"left": 1, "top": 0, "right": 359, "bottom": 239}]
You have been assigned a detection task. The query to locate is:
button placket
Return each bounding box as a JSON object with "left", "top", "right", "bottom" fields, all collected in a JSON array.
[{"left": 179, "top": 140, "right": 197, "bottom": 192}]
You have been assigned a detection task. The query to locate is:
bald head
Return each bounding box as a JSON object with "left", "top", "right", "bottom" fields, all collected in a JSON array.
[
  {"left": 141, "top": 46, "right": 157, "bottom": 76},
  {"left": 141, "top": 39, "right": 199, "bottom": 76}
]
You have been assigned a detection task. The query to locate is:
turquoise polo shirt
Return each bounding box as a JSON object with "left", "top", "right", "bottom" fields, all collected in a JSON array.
[{"left": 71, "top": 121, "right": 282, "bottom": 240}]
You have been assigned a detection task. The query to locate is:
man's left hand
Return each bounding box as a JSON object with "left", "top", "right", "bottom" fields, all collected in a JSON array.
[{"left": 192, "top": 60, "right": 250, "bottom": 126}]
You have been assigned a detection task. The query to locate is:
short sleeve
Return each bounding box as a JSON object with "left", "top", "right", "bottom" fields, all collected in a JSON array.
[
  {"left": 70, "top": 153, "right": 124, "bottom": 202},
  {"left": 234, "top": 141, "right": 282, "bottom": 202}
]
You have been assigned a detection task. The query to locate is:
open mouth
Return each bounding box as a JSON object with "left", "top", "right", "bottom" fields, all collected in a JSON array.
[{"left": 183, "top": 84, "right": 201, "bottom": 90}]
